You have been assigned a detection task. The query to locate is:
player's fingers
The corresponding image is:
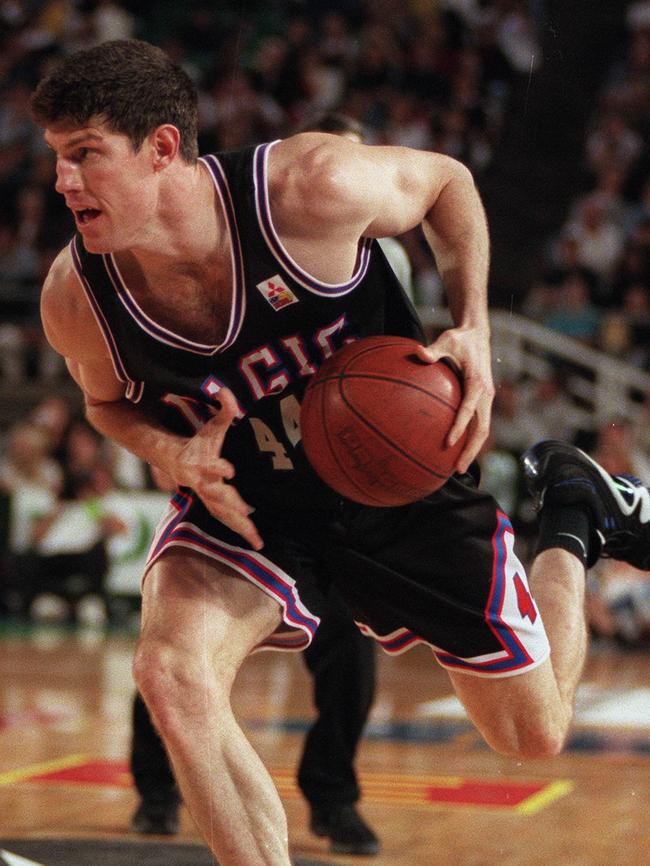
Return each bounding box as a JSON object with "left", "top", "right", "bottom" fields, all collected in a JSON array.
[
  {"left": 447, "top": 366, "right": 492, "bottom": 443},
  {"left": 415, "top": 343, "right": 460, "bottom": 369},
  {"left": 203, "top": 485, "right": 263, "bottom": 549},
  {"left": 201, "top": 387, "right": 241, "bottom": 437},
  {"left": 447, "top": 390, "right": 478, "bottom": 448},
  {"left": 452, "top": 391, "right": 492, "bottom": 472},
  {"left": 213, "top": 457, "right": 236, "bottom": 481},
  {"left": 220, "top": 510, "right": 263, "bottom": 550},
  {"left": 456, "top": 409, "right": 491, "bottom": 473}
]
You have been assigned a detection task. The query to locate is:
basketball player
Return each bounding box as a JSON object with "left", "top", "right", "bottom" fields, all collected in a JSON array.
[
  {"left": 129, "top": 111, "right": 394, "bottom": 857},
  {"left": 31, "top": 39, "right": 650, "bottom": 866}
]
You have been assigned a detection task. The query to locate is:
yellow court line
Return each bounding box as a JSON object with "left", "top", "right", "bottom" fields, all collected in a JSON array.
[
  {"left": 516, "top": 780, "right": 575, "bottom": 815},
  {"left": 351, "top": 771, "right": 465, "bottom": 786},
  {"left": 273, "top": 768, "right": 466, "bottom": 787},
  {"left": 361, "top": 776, "right": 460, "bottom": 791},
  {"left": 0, "top": 754, "right": 90, "bottom": 787}
]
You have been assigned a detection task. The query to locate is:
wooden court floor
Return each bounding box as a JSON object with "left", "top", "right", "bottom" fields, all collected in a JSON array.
[{"left": 1, "top": 623, "right": 649, "bottom": 866}]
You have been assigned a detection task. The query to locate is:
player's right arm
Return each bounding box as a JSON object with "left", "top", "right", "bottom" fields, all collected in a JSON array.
[{"left": 40, "top": 247, "right": 262, "bottom": 549}]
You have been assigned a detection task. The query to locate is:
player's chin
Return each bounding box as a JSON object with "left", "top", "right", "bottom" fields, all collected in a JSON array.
[
  {"left": 81, "top": 238, "right": 111, "bottom": 254},
  {"left": 80, "top": 232, "right": 124, "bottom": 255}
]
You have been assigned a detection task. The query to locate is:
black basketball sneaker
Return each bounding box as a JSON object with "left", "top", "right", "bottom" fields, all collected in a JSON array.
[{"left": 521, "top": 439, "right": 650, "bottom": 570}]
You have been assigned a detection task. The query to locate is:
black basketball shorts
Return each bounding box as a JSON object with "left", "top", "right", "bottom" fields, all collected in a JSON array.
[{"left": 145, "top": 471, "right": 550, "bottom": 678}]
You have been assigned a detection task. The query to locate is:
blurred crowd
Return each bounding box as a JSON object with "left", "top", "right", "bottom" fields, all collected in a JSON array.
[
  {"left": 0, "top": 0, "right": 649, "bottom": 646},
  {"left": 519, "top": 1, "right": 650, "bottom": 367},
  {"left": 0, "top": 0, "right": 549, "bottom": 339},
  {"left": 0, "top": 393, "right": 150, "bottom": 624}
]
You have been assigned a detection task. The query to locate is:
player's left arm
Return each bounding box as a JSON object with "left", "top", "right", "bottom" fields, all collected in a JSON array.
[{"left": 273, "top": 134, "right": 493, "bottom": 472}]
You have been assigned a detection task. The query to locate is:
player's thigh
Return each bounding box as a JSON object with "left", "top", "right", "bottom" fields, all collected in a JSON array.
[
  {"left": 140, "top": 547, "right": 284, "bottom": 666},
  {"left": 448, "top": 659, "right": 566, "bottom": 756}
]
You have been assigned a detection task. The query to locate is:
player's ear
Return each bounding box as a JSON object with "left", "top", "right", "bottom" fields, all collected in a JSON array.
[{"left": 150, "top": 124, "right": 180, "bottom": 170}]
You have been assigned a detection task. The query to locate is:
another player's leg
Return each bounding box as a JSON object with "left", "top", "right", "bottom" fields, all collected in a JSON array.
[
  {"left": 298, "top": 587, "right": 379, "bottom": 855},
  {"left": 130, "top": 690, "right": 180, "bottom": 835},
  {"left": 521, "top": 439, "right": 650, "bottom": 571},
  {"left": 132, "top": 548, "right": 290, "bottom": 866},
  {"left": 520, "top": 437, "right": 650, "bottom": 721}
]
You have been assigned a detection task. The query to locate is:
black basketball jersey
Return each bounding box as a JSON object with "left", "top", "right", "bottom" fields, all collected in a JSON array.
[{"left": 70, "top": 141, "right": 425, "bottom": 512}]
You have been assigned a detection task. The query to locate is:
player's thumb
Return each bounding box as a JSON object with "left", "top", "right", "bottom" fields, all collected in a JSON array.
[{"left": 415, "top": 342, "right": 460, "bottom": 370}]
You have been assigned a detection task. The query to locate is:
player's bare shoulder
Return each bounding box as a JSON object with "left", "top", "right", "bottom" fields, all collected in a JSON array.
[
  {"left": 269, "top": 133, "right": 370, "bottom": 231},
  {"left": 40, "top": 245, "right": 107, "bottom": 363}
]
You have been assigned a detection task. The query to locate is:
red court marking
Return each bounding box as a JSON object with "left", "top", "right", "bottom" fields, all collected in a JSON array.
[
  {"left": 424, "top": 779, "right": 543, "bottom": 806},
  {"left": 11, "top": 758, "right": 573, "bottom": 813},
  {"left": 29, "top": 759, "right": 132, "bottom": 788}
]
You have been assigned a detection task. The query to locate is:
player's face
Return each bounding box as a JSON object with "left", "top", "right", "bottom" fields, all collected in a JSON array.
[{"left": 44, "top": 121, "right": 159, "bottom": 254}]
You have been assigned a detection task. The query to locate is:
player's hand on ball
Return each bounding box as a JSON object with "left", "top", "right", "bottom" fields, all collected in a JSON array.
[
  {"left": 416, "top": 325, "right": 494, "bottom": 473},
  {"left": 174, "top": 388, "right": 263, "bottom": 550}
]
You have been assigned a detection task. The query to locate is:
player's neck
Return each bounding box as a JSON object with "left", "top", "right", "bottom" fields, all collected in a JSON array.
[{"left": 128, "top": 160, "right": 223, "bottom": 274}]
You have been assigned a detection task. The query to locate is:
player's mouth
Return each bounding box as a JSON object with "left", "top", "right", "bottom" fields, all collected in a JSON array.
[{"left": 75, "top": 208, "right": 102, "bottom": 225}]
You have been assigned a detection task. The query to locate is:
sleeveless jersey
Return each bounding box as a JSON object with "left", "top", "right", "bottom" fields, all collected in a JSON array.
[{"left": 70, "top": 141, "right": 425, "bottom": 513}]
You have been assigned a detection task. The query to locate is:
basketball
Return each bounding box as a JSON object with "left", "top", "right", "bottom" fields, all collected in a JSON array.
[{"left": 300, "top": 335, "right": 467, "bottom": 507}]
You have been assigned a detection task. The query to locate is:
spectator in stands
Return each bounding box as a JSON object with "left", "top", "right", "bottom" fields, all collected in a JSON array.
[
  {"left": 586, "top": 111, "right": 643, "bottom": 176},
  {"left": 477, "top": 431, "right": 519, "bottom": 516},
  {"left": 383, "top": 90, "right": 432, "bottom": 150},
  {"left": 489, "top": 377, "right": 547, "bottom": 454},
  {"left": 602, "top": 25, "right": 650, "bottom": 121},
  {"left": 0, "top": 218, "right": 39, "bottom": 297},
  {"left": 0, "top": 420, "right": 63, "bottom": 498},
  {"left": 62, "top": 418, "right": 107, "bottom": 480},
  {"left": 543, "top": 269, "right": 601, "bottom": 344},
  {"left": 8, "top": 465, "right": 127, "bottom": 624},
  {"left": 29, "top": 394, "right": 74, "bottom": 462},
  {"left": 93, "top": 0, "right": 135, "bottom": 44},
  {"left": 571, "top": 165, "right": 630, "bottom": 233},
  {"left": 592, "top": 416, "right": 650, "bottom": 480},
  {"left": 491, "top": 371, "right": 579, "bottom": 456},
  {"left": 612, "top": 239, "right": 650, "bottom": 304},
  {"left": 598, "top": 310, "right": 648, "bottom": 369},
  {"left": 560, "top": 197, "right": 625, "bottom": 290},
  {"left": 198, "top": 69, "right": 285, "bottom": 153},
  {"left": 625, "top": 175, "right": 650, "bottom": 237},
  {"left": 0, "top": 419, "right": 62, "bottom": 617}
]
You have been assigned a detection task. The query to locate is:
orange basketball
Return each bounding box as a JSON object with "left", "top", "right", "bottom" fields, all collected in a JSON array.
[{"left": 300, "top": 335, "right": 467, "bottom": 506}]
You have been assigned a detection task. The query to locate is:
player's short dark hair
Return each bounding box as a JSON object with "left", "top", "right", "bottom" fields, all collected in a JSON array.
[
  {"left": 297, "top": 111, "right": 366, "bottom": 140},
  {"left": 31, "top": 39, "right": 199, "bottom": 162}
]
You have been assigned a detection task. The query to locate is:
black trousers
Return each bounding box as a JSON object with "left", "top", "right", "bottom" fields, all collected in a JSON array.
[
  {"left": 3, "top": 541, "right": 108, "bottom": 620},
  {"left": 130, "top": 586, "right": 376, "bottom": 810}
]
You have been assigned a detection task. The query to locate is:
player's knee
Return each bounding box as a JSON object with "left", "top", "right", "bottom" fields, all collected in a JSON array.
[
  {"left": 492, "top": 722, "right": 567, "bottom": 759},
  {"left": 133, "top": 638, "right": 228, "bottom": 727}
]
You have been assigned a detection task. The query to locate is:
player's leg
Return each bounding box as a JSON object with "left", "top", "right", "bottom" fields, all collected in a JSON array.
[
  {"left": 298, "top": 586, "right": 379, "bottom": 855},
  {"left": 130, "top": 690, "right": 181, "bottom": 834},
  {"left": 132, "top": 547, "right": 289, "bottom": 866},
  {"left": 448, "top": 545, "right": 586, "bottom": 758},
  {"left": 450, "top": 438, "right": 650, "bottom": 756}
]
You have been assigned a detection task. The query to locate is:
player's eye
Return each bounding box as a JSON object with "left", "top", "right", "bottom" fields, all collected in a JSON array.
[{"left": 71, "top": 147, "right": 91, "bottom": 163}]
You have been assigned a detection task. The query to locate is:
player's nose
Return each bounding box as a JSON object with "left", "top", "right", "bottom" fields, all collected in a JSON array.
[{"left": 55, "top": 159, "right": 83, "bottom": 195}]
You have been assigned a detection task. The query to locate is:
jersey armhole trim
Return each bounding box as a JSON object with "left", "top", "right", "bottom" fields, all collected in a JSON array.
[
  {"left": 253, "top": 141, "right": 372, "bottom": 297},
  {"left": 70, "top": 235, "right": 142, "bottom": 400}
]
